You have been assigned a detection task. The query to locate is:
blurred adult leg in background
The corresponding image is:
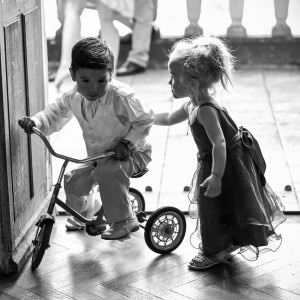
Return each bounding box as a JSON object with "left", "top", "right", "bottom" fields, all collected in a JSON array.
[
  {"left": 96, "top": 0, "right": 134, "bottom": 75},
  {"left": 116, "top": 0, "right": 158, "bottom": 76},
  {"left": 52, "top": 0, "right": 157, "bottom": 86},
  {"left": 54, "top": 0, "right": 87, "bottom": 90}
]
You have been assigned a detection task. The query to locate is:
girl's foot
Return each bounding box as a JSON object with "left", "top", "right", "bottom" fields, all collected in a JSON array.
[
  {"left": 188, "top": 254, "right": 221, "bottom": 270},
  {"left": 216, "top": 245, "right": 240, "bottom": 261}
]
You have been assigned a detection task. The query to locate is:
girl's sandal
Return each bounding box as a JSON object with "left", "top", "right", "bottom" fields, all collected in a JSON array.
[{"left": 188, "top": 254, "right": 221, "bottom": 270}]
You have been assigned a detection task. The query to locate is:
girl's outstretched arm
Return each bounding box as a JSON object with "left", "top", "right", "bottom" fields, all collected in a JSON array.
[
  {"left": 154, "top": 102, "right": 188, "bottom": 126},
  {"left": 198, "top": 105, "right": 226, "bottom": 197}
]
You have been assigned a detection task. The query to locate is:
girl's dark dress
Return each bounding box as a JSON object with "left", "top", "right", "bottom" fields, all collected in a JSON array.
[{"left": 188, "top": 102, "right": 286, "bottom": 260}]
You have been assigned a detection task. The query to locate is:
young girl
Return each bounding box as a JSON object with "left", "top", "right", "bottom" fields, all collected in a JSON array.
[{"left": 154, "top": 35, "right": 286, "bottom": 270}]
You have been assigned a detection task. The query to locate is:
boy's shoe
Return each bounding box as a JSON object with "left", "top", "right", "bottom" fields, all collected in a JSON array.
[
  {"left": 85, "top": 216, "right": 107, "bottom": 236},
  {"left": 65, "top": 217, "right": 86, "bottom": 231},
  {"left": 101, "top": 214, "right": 139, "bottom": 240}
]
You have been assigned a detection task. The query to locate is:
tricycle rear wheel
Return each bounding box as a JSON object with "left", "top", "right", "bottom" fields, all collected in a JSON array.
[
  {"left": 144, "top": 206, "right": 186, "bottom": 254},
  {"left": 129, "top": 187, "right": 145, "bottom": 212}
]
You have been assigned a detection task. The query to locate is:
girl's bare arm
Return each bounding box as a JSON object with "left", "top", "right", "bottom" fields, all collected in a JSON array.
[
  {"left": 198, "top": 105, "right": 226, "bottom": 197},
  {"left": 199, "top": 106, "right": 226, "bottom": 178},
  {"left": 154, "top": 102, "right": 188, "bottom": 126}
]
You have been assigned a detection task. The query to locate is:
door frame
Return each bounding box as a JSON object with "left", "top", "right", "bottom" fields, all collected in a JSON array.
[{"left": 0, "top": 0, "right": 51, "bottom": 274}]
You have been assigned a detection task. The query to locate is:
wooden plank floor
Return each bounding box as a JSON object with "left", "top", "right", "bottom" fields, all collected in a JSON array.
[{"left": 1, "top": 215, "right": 300, "bottom": 300}]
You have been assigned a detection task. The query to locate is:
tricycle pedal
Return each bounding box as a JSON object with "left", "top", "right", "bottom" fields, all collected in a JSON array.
[{"left": 136, "top": 211, "right": 147, "bottom": 223}]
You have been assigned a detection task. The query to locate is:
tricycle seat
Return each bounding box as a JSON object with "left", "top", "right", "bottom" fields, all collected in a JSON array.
[{"left": 131, "top": 168, "right": 149, "bottom": 178}]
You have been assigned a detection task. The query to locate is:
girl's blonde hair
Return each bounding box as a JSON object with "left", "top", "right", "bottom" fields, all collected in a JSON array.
[{"left": 169, "top": 35, "right": 236, "bottom": 91}]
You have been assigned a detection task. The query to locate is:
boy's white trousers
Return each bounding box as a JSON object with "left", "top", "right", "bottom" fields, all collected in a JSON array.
[{"left": 64, "top": 150, "right": 151, "bottom": 223}]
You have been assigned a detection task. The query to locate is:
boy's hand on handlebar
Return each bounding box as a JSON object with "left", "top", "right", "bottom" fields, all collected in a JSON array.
[
  {"left": 18, "top": 116, "right": 36, "bottom": 134},
  {"left": 114, "top": 141, "right": 130, "bottom": 160}
]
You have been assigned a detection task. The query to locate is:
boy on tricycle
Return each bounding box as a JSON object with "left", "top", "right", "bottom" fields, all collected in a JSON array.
[{"left": 19, "top": 37, "right": 154, "bottom": 240}]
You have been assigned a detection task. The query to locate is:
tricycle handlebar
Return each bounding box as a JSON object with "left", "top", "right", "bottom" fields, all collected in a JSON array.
[{"left": 32, "top": 127, "right": 114, "bottom": 163}]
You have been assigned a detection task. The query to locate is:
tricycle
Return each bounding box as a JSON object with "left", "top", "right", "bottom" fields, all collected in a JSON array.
[{"left": 29, "top": 127, "right": 187, "bottom": 270}]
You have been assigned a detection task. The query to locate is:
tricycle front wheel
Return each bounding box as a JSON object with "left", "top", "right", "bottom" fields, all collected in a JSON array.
[
  {"left": 31, "top": 219, "right": 54, "bottom": 270},
  {"left": 144, "top": 206, "right": 186, "bottom": 254}
]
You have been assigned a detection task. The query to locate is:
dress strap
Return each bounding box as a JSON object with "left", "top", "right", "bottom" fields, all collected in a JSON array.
[
  {"left": 199, "top": 102, "right": 219, "bottom": 109},
  {"left": 198, "top": 102, "right": 223, "bottom": 123},
  {"left": 199, "top": 102, "right": 228, "bottom": 114}
]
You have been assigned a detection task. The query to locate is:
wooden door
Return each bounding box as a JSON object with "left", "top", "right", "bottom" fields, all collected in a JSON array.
[{"left": 0, "top": 0, "right": 51, "bottom": 274}]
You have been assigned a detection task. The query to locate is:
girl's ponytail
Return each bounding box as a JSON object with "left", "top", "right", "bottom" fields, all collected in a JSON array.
[{"left": 209, "top": 38, "right": 235, "bottom": 91}]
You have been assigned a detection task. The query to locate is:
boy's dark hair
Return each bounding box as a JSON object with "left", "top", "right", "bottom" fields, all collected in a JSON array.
[{"left": 71, "top": 37, "right": 114, "bottom": 75}]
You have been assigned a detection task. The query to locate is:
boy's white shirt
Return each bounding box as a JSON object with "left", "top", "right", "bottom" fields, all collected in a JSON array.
[{"left": 32, "top": 79, "right": 153, "bottom": 156}]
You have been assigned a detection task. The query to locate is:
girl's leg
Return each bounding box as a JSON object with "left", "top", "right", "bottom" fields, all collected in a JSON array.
[{"left": 54, "top": 0, "right": 87, "bottom": 90}]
